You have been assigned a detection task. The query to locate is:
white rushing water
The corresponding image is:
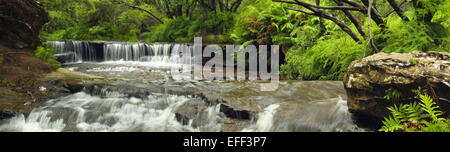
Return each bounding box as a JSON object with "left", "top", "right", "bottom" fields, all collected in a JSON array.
[
  {"left": 0, "top": 92, "right": 225, "bottom": 132},
  {"left": 269, "top": 97, "right": 363, "bottom": 132},
  {"left": 51, "top": 41, "right": 97, "bottom": 63},
  {"left": 11, "top": 40, "right": 364, "bottom": 132},
  {"left": 86, "top": 66, "right": 145, "bottom": 72},
  {"left": 242, "top": 104, "right": 280, "bottom": 132},
  {"left": 49, "top": 41, "right": 194, "bottom": 67}
]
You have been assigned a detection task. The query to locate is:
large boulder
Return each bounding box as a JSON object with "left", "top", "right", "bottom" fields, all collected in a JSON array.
[
  {"left": 0, "top": 0, "right": 49, "bottom": 49},
  {"left": 344, "top": 51, "right": 450, "bottom": 128}
]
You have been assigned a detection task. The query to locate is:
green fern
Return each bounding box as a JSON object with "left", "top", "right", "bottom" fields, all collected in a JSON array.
[
  {"left": 419, "top": 121, "right": 449, "bottom": 132},
  {"left": 419, "top": 94, "right": 444, "bottom": 122},
  {"left": 379, "top": 116, "right": 403, "bottom": 132},
  {"left": 379, "top": 93, "right": 450, "bottom": 132},
  {"left": 35, "top": 45, "right": 61, "bottom": 68},
  {"left": 384, "top": 88, "right": 402, "bottom": 101},
  {"left": 388, "top": 102, "right": 427, "bottom": 122}
]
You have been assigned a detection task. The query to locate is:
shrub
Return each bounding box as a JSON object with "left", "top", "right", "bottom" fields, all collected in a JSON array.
[
  {"left": 146, "top": 16, "right": 191, "bottom": 43},
  {"left": 146, "top": 12, "right": 235, "bottom": 43},
  {"left": 0, "top": 79, "right": 15, "bottom": 87},
  {"left": 282, "top": 35, "right": 366, "bottom": 80},
  {"left": 384, "top": 88, "right": 403, "bottom": 101},
  {"left": 380, "top": 16, "right": 450, "bottom": 53},
  {"left": 35, "top": 45, "right": 61, "bottom": 68}
]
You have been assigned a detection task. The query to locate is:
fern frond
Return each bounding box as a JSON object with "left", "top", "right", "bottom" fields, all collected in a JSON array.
[
  {"left": 419, "top": 94, "right": 443, "bottom": 122},
  {"left": 420, "top": 121, "right": 450, "bottom": 132},
  {"left": 379, "top": 116, "right": 403, "bottom": 132}
]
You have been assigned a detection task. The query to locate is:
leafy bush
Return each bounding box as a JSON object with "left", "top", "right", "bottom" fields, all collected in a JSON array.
[
  {"left": 35, "top": 45, "right": 61, "bottom": 68},
  {"left": 146, "top": 16, "right": 191, "bottom": 43},
  {"left": 40, "top": 0, "right": 147, "bottom": 42},
  {"left": 146, "top": 12, "right": 235, "bottom": 43},
  {"left": 0, "top": 79, "right": 15, "bottom": 87},
  {"left": 384, "top": 88, "right": 403, "bottom": 101},
  {"left": 190, "top": 12, "right": 235, "bottom": 37},
  {"left": 380, "top": 15, "right": 450, "bottom": 53},
  {"left": 231, "top": 0, "right": 370, "bottom": 80},
  {"left": 230, "top": 0, "right": 306, "bottom": 46},
  {"left": 282, "top": 35, "right": 366, "bottom": 80},
  {"left": 379, "top": 93, "right": 450, "bottom": 132}
]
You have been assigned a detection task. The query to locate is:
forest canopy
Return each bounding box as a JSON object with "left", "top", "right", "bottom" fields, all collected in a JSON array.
[{"left": 37, "top": 0, "right": 450, "bottom": 80}]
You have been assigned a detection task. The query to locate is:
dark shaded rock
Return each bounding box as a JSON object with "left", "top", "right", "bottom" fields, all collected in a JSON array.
[
  {"left": 344, "top": 51, "right": 450, "bottom": 128},
  {"left": 0, "top": 0, "right": 49, "bottom": 49},
  {"left": 175, "top": 99, "right": 208, "bottom": 126},
  {"left": 219, "top": 104, "right": 252, "bottom": 120},
  {"left": 55, "top": 53, "right": 76, "bottom": 64},
  {"left": 0, "top": 110, "right": 16, "bottom": 120}
]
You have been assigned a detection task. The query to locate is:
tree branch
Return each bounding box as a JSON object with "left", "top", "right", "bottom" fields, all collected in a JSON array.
[
  {"left": 387, "top": 0, "right": 409, "bottom": 21},
  {"left": 273, "top": 0, "right": 364, "bottom": 11},
  {"left": 285, "top": 7, "right": 316, "bottom": 15},
  {"left": 282, "top": 1, "right": 362, "bottom": 42},
  {"left": 359, "top": 0, "right": 385, "bottom": 27},
  {"left": 316, "top": 0, "right": 327, "bottom": 38},
  {"left": 230, "top": 0, "right": 243, "bottom": 12},
  {"left": 333, "top": 0, "right": 366, "bottom": 38},
  {"left": 112, "top": 0, "right": 164, "bottom": 23}
]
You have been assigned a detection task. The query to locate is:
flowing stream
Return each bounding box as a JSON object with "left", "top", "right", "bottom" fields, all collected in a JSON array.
[{"left": 0, "top": 40, "right": 364, "bottom": 132}]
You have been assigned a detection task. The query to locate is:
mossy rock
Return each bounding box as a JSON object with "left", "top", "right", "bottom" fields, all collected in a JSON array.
[
  {"left": 42, "top": 68, "right": 104, "bottom": 81},
  {"left": 0, "top": 87, "right": 30, "bottom": 112}
]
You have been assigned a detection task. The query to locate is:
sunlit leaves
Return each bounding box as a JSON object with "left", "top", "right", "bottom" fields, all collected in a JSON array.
[{"left": 379, "top": 94, "right": 450, "bottom": 132}]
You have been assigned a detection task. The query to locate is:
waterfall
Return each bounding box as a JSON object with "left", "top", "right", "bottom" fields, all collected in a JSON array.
[
  {"left": 48, "top": 40, "right": 194, "bottom": 65},
  {"left": 49, "top": 40, "right": 98, "bottom": 63},
  {"left": 103, "top": 42, "right": 152, "bottom": 61}
]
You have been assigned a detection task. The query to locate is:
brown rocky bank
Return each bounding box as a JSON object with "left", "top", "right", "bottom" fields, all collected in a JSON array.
[
  {"left": 0, "top": 0, "right": 57, "bottom": 118},
  {"left": 0, "top": 0, "right": 52, "bottom": 83},
  {"left": 0, "top": 0, "right": 49, "bottom": 49},
  {"left": 344, "top": 51, "right": 450, "bottom": 128}
]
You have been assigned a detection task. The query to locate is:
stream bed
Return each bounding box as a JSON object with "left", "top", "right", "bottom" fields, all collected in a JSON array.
[{"left": 0, "top": 41, "right": 364, "bottom": 132}]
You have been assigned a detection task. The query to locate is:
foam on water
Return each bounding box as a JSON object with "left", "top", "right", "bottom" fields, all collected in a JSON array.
[
  {"left": 242, "top": 104, "right": 280, "bottom": 132},
  {"left": 0, "top": 92, "right": 210, "bottom": 132},
  {"left": 86, "top": 67, "right": 145, "bottom": 72}
]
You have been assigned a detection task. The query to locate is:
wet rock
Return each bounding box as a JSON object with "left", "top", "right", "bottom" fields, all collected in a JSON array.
[
  {"left": 0, "top": 87, "right": 29, "bottom": 110},
  {"left": 0, "top": 110, "right": 15, "bottom": 120},
  {"left": 344, "top": 51, "right": 450, "bottom": 128},
  {"left": 0, "top": 0, "right": 49, "bottom": 49},
  {"left": 0, "top": 87, "right": 31, "bottom": 120},
  {"left": 42, "top": 68, "right": 105, "bottom": 81},
  {"left": 219, "top": 104, "right": 252, "bottom": 120},
  {"left": 175, "top": 99, "right": 208, "bottom": 126},
  {"left": 40, "top": 68, "right": 106, "bottom": 95},
  {"left": 55, "top": 53, "right": 76, "bottom": 64}
]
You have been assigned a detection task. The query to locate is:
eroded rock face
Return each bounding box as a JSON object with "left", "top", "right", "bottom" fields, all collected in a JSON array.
[
  {"left": 0, "top": 0, "right": 49, "bottom": 49},
  {"left": 344, "top": 51, "right": 450, "bottom": 128}
]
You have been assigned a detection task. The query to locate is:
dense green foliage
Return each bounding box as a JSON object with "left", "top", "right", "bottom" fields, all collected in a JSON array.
[
  {"left": 384, "top": 88, "right": 403, "bottom": 101},
  {"left": 146, "top": 12, "right": 235, "bottom": 43},
  {"left": 229, "top": 0, "right": 369, "bottom": 80},
  {"left": 239, "top": 0, "right": 450, "bottom": 80},
  {"left": 38, "top": 0, "right": 154, "bottom": 41},
  {"left": 380, "top": 93, "right": 450, "bottom": 132},
  {"left": 39, "top": 0, "right": 450, "bottom": 80},
  {"left": 35, "top": 45, "right": 61, "bottom": 68}
]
